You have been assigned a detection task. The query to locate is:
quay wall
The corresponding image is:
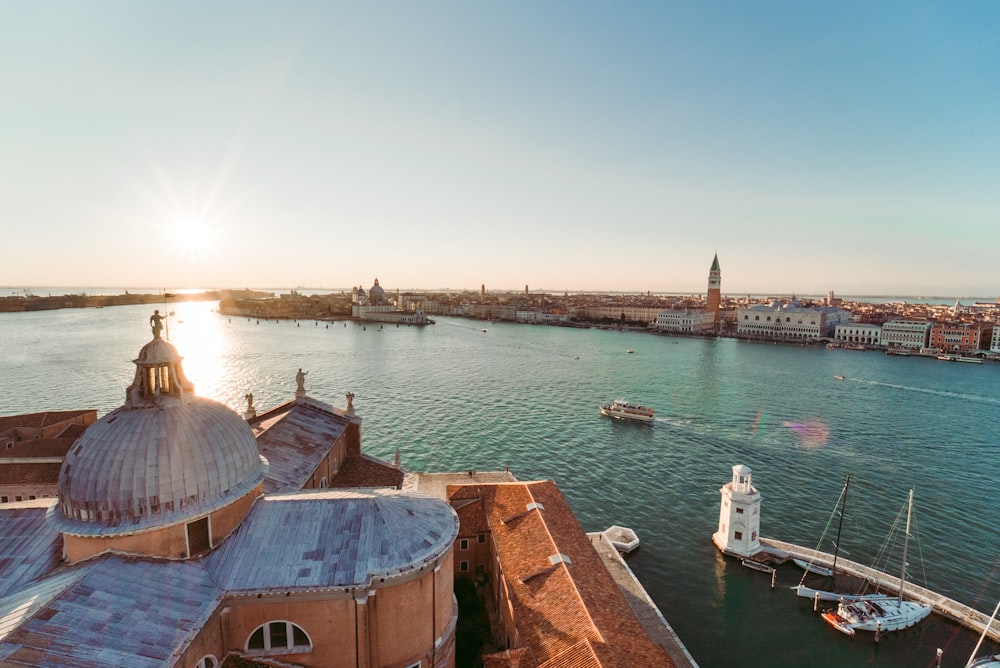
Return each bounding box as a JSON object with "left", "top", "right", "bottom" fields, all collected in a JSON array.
[{"left": 759, "top": 537, "right": 1000, "bottom": 642}]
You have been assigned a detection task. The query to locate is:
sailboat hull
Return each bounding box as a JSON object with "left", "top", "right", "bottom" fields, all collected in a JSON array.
[
  {"left": 794, "top": 584, "right": 889, "bottom": 603},
  {"left": 837, "top": 598, "right": 932, "bottom": 633}
]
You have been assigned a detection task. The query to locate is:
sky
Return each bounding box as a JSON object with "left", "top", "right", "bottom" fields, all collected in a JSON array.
[{"left": 2, "top": 2, "right": 998, "bottom": 297}]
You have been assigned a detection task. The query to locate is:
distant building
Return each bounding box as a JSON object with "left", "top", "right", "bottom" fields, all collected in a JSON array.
[
  {"left": 880, "top": 320, "right": 932, "bottom": 350},
  {"left": 707, "top": 253, "right": 721, "bottom": 330},
  {"left": 735, "top": 301, "right": 851, "bottom": 340},
  {"left": 833, "top": 323, "right": 882, "bottom": 346},
  {"left": 655, "top": 308, "right": 715, "bottom": 333},
  {"left": 352, "top": 277, "right": 431, "bottom": 325},
  {"left": 929, "top": 321, "right": 994, "bottom": 353}
]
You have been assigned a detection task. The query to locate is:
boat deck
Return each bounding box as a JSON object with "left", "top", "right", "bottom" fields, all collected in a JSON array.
[{"left": 757, "top": 537, "right": 1000, "bottom": 642}]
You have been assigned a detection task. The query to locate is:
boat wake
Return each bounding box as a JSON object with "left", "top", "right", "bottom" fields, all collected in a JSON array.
[{"left": 852, "top": 379, "right": 1000, "bottom": 406}]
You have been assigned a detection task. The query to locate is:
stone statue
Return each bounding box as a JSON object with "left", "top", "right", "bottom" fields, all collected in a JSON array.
[
  {"left": 150, "top": 310, "right": 165, "bottom": 339},
  {"left": 346, "top": 391, "right": 355, "bottom": 413},
  {"left": 245, "top": 393, "right": 254, "bottom": 410},
  {"left": 295, "top": 368, "right": 308, "bottom": 395}
]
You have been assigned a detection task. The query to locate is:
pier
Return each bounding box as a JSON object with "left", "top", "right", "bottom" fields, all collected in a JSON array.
[
  {"left": 757, "top": 537, "right": 1000, "bottom": 642},
  {"left": 589, "top": 532, "right": 700, "bottom": 668}
]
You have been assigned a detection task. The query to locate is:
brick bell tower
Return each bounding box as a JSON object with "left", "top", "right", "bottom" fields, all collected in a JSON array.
[{"left": 707, "top": 253, "right": 721, "bottom": 331}]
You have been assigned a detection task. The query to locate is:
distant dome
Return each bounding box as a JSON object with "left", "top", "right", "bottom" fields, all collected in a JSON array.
[
  {"left": 369, "top": 278, "right": 386, "bottom": 303},
  {"left": 54, "top": 334, "right": 267, "bottom": 535}
]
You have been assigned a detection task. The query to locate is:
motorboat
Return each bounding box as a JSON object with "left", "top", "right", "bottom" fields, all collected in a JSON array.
[
  {"left": 603, "top": 525, "right": 640, "bottom": 554},
  {"left": 599, "top": 399, "right": 654, "bottom": 422}
]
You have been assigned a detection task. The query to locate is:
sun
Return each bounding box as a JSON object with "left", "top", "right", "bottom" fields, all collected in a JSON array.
[{"left": 171, "top": 217, "right": 217, "bottom": 256}]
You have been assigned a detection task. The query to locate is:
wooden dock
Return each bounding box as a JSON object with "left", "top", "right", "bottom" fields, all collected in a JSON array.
[{"left": 758, "top": 537, "right": 1000, "bottom": 642}]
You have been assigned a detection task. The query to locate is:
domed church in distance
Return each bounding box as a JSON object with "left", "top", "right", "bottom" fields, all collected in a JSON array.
[{"left": 0, "top": 316, "right": 459, "bottom": 668}]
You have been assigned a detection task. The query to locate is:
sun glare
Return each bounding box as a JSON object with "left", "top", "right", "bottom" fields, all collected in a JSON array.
[{"left": 171, "top": 217, "right": 217, "bottom": 256}]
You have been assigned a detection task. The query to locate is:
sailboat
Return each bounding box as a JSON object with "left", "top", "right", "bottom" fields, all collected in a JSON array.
[
  {"left": 966, "top": 598, "right": 1000, "bottom": 667},
  {"left": 793, "top": 475, "right": 889, "bottom": 603},
  {"left": 821, "top": 489, "right": 932, "bottom": 636}
]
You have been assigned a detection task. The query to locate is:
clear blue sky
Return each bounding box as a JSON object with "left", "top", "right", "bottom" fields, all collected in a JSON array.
[{"left": 2, "top": 2, "right": 997, "bottom": 296}]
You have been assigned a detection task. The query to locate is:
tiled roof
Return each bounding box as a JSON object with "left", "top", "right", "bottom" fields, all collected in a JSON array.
[
  {"left": 0, "top": 411, "right": 94, "bottom": 434},
  {"left": 329, "top": 454, "right": 403, "bottom": 489},
  {"left": 208, "top": 489, "right": 458, "bottom": 593},
  {"left": 0, "top": 556, "right": 223, "bottom": 668},
  {"left": 252, "top": 398, "right": 351, "bottom": 493},
  {"left": 0, "top": 437, "right": 77, "bottom": 459},
  {"left": 448, "top": 481, "right": 674, "bottom": 668},
  {"left": 0, "top": 462, "right": 63, "bottom": 485},
  {"left": 0, "top": 502, "right": 62, "bottom": 598}
]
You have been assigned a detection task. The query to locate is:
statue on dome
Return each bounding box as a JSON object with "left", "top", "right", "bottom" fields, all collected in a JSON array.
[
  {"left": 295, "top": 368, "right": 308, "bottom": 396},
  {"left": 149, "top": 310, "right": 166, "bottom": 339}
]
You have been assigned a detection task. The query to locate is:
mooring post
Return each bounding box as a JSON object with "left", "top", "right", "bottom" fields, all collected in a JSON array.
[
  {"left": 771, "top": 569, "right": 776, "bottom": 589},
  {"left": 875, "top": 621, "right": 881, "bottom": 643},
  {"left": 814, "top": 592, "right": 819, "bottom": 612}
]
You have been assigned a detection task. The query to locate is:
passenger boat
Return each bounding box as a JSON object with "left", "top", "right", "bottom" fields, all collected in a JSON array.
[{"left": 599, "top": 399, "right": 654, "bottom": 422}]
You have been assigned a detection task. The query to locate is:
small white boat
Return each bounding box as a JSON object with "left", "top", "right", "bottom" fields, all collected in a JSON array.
[
  {"left": 793, "top": 558, "right": 834, "bottom": 577},
  {"left": 626, "top": 348, "right": 634, "bottom": 354},
  {"left": 603, "top": 525, "right": 640, "bottom": 553},
  {"left": 599, "top": 399, "right": 654, "bottom": 422},
  {"left": 741, "top": 558, "right": 775, "bottom": 574},
  {"left": 794, "top": 584, "right": 889, "bottom": 603},
  {"left": 833, "top": 375, "right": 845, "bottom": 380}
]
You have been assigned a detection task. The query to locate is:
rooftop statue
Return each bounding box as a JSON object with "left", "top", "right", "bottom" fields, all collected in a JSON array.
[
  {"left": 149, "top": 310, "right": 165, "bottom": 339},
  {"left": 295, "top": 368, "right": 308, "bottom": 396}
]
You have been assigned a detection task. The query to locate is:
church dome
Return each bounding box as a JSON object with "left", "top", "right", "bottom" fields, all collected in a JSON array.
[
  {"left": 54, "top": 328, "right": 267, "bottom": 536},
  {"left": 368, "top": 278, "right": 386, "bottom": 303}
]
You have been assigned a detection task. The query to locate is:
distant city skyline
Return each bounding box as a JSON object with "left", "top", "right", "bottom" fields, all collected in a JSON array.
[{"left": 3, "top": 3, "right": 998, "bottom": 297}]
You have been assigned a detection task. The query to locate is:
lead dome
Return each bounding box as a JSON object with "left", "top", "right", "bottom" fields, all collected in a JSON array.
[{"left": 55, "top": 321, "right": 267, "bottom": 535}]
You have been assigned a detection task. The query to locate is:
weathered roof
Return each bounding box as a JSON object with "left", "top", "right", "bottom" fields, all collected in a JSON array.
[
  {"left": 252, "top": 398, "right": 351, "bottom": 493},
  {"left": 0, "top": 556, "right": 222, "bottom": 668},
  {"left": 0, "top": 411, "right": 95, "bottom": 435},
  {"left": 0, "top": 501, "right": 62, "bottom": 598},
  {"left": 209, "top": 489, "right": 458, "bottom": 593},
  {"left": 449, "top": 481, "right": 674, "bottom": 668},
  {"left": 329, "top": 454, "right": 403, "bottom": 489},
  {"left": 54, "top": 397, "right": 268, "bottom": 536}
]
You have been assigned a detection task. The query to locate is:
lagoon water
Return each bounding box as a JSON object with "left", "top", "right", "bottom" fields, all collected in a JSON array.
[{"left": 2, "top": 301, "right": 999, "bottom": 667}]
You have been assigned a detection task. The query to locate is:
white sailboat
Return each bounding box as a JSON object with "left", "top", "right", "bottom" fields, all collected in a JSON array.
[
  {"left": 966, "top": 598, "right": 1000, "bottom": 668},
  {"left": 822, "top": 489, "right": 932, "bottom": 636},
  {"left": 793, "top": 475, "right": 889, "bottom": 603}
]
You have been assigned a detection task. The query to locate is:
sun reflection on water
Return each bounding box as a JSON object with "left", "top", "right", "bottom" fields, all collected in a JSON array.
[{"left": 161, "top": 301, "right": 229, "bottom": 402}]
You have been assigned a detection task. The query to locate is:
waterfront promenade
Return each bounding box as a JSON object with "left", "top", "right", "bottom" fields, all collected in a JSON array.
[{"left": 758, "top": 537, "right": 1000, "bottom": 642}]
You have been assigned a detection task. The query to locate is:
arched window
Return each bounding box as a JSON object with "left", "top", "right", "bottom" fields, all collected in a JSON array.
[
  {"left": 196, "top": 656, "right": 219, "bottom": 668},
  {"left": 246, "top": 621, "right": 312, "bottom": 655},
  {"left": 319, "top": 476, "right": 329, "bottom": 489}
]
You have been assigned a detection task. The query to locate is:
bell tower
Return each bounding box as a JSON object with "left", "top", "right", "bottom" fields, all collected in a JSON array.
[
  {"left": 707, "top": 253, "right": 721, "bottom": 331},
  {"left": 712, "top": 464, "right": 762, "bottom": 557}
]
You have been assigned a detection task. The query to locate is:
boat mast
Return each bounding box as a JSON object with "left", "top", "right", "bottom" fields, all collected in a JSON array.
[
  {"left": 831, "top": 474, "right": 850, "bottom": 580},
  {"left": 968, "top": 598, "right": 1000, "bottom": 666},
  {"left": 898, "top": 489, "right": 914, "bottom": 604}
]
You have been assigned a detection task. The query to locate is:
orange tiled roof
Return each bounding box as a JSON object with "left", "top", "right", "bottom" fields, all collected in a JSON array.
[{"left": 448, "top": 481, "right": 674, "bottom": 668}]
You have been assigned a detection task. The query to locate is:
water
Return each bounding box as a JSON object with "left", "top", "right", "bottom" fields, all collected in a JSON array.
[{"left": 2, "top": 302, "right": 999, "bottom": 667}]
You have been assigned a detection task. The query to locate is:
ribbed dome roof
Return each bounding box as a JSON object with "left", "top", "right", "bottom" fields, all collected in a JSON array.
[
  {"left": 369, "top": 278, "right": 386, "bottom": 302},
  {"left": 54, "top": 331, "right": 268, "bottom": 536}
]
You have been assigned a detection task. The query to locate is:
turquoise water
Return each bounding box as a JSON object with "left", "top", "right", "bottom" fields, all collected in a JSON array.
[{"left": 2, "top": 302, "right": 999, "bottom": 667}]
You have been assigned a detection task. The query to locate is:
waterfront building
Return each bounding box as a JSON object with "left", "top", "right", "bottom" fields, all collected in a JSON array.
[
  {"left": 447, "top": 480, "right": 677, "bottom": 667},
  {"left": 929, "top": 321, "right": 994, "bottom": 353},
  {"left": 711, "top": 464, "right": 762, "bottom": 558},
  {"left": 655, "top": 308, "right": 715, "bottom": 333},
  {"left": 992, "top": 326, "right": 1000, "bottom": 353},
  {"left": 707, "top": 253, "right": 721, "bottom": 331},
  {"left": 735, "top": 300, "right": 851, "bottom": 340},
  {"left": 880, "top": 319, "right": 933, "bottom": 350},
  {"left": 833, "top": 323, "right": 882, "bottom": 346},
  {"left": 0, "top": 322, "right": 458, "bottom": 667},
  {"left": 353, "top": 277, "right": 431, "bottom": 325}
]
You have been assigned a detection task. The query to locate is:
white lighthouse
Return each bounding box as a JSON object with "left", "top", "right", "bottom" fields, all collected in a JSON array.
[{"left": 712, "top": 464, "right": 762, "bottom": 557}]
